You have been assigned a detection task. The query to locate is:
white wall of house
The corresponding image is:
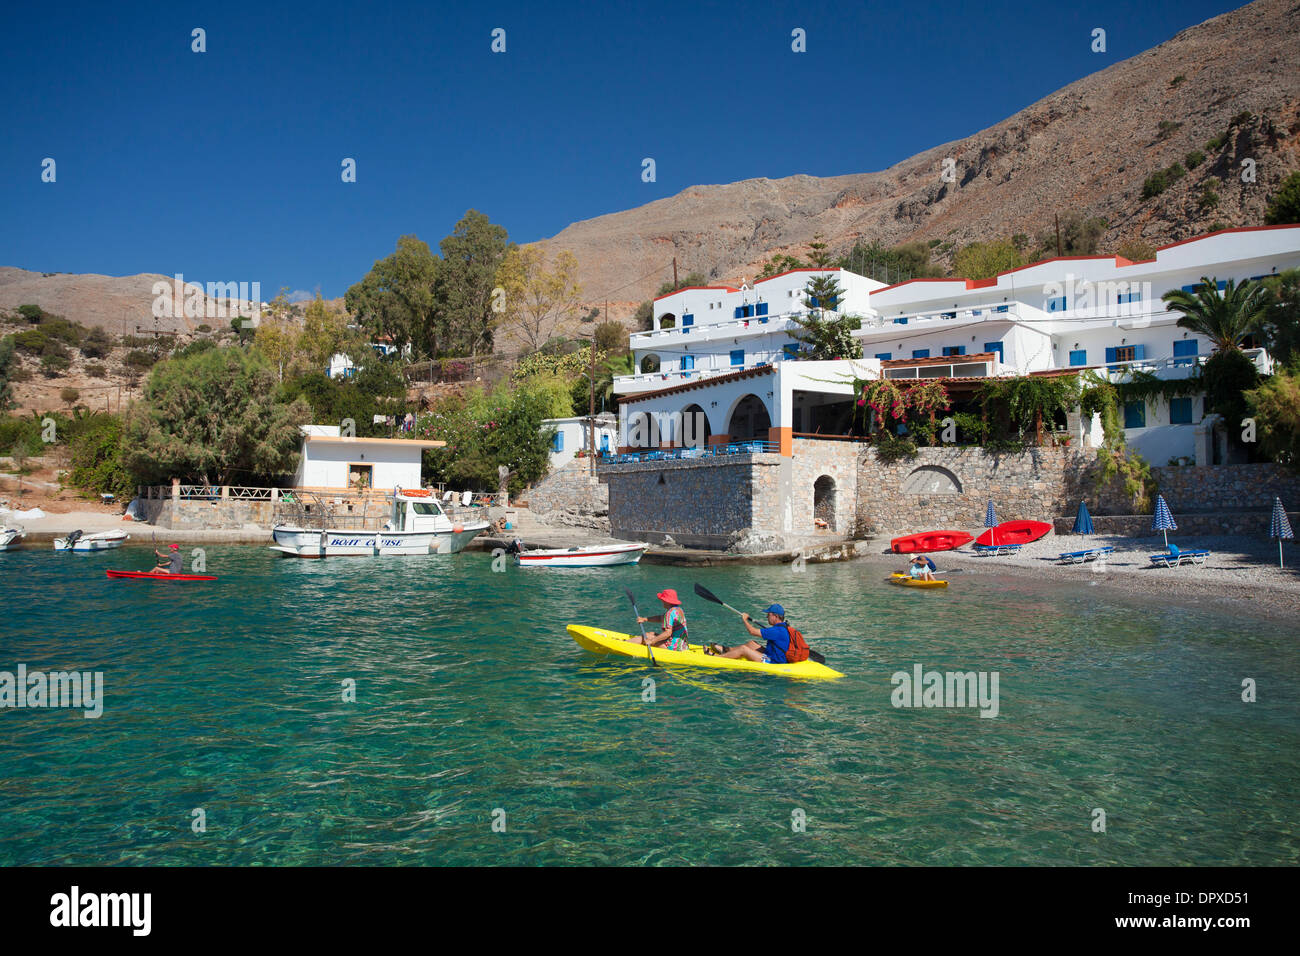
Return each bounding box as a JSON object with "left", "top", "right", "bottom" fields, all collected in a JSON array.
[
  {"left": 292, "top": 427, "right": 432, "bottom": 490},
  {"left": 543, "top": 416, "right": 618, "bottom": 470}
]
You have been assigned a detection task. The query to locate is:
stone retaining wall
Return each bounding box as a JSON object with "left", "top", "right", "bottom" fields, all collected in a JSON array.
[
  {"left": 1052, "top": 511, "right": 1300, "bottom": 538},
  {"left": 856, "top": 446, "right": 1090, "bottom": 537},
  {"left": 603, "top": 454, "right": 780, "bottom": 548},
  {"left": 1149, "top": 463, "right": 1300, "bottom": 512},
  {"left": 526, "top": 460, "right": 608, "bottom": 516},
  {"left": 136, "top": 496, "right": 277, "bottom": 530}
]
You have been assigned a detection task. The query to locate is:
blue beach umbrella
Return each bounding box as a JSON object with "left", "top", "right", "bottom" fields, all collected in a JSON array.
[
  {"left": 1072, "top": 500, "right": 1095, "bottom": 539},
  {"left": 1270, "top": 497, "right": 1294, "bottom": 568},
  {"left": 1152, "top": 494, "right": 1177, "bottom": 549},
  {"left": 984, "top": 499, "right": 998, "bottom": 546}
]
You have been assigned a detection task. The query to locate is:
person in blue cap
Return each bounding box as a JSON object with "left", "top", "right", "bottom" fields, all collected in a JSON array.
[{"left": 708, "top": 604, "right": 792, "bottom": 663}]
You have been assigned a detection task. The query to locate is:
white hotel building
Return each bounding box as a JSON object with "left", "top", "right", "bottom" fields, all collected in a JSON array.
[{"left": 610, "top": 225, "right": 1300, "bottom": 464}]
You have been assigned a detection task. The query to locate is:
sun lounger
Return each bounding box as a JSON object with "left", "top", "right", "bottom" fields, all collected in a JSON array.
[
  {"left": 1057, "top": 546, "right": 1115, "bottom": 564},
  {"left": 973, "top": 543, "right": 1022, "bottom": 556},
  {"left": 1149, "top": 544, "right": 1210, "bottom": 567}
]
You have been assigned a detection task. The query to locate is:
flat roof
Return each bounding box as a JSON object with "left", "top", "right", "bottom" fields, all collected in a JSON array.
[{"left": 304, "top": 435, "right": 446, "bottom": 448}]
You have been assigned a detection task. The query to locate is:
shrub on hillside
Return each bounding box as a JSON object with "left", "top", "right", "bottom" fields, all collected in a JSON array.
[{"left": 1185, "top": 149, "right": 1205, "bottom": 170}]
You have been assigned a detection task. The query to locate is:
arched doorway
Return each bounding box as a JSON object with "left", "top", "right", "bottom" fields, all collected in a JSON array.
[
  {"left": 727, "top": 394, "right": 771, "bottom": 441},
  {"left": 640, "top": 354, "right": 661, "bottom": 374},
  {"left": 680, "top": 403, "right": 711, "bottom": 448},
  {"left": 659, "top": 313, "right": 676, "bottom": 330},
  {"left": 813, "top": 476, "right": 836, "bottom": 532}
]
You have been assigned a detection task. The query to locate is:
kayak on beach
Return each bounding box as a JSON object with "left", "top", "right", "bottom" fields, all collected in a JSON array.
[
  {"left": 106, "top": 570, "right": 218, "bottom": 582},
  {"left": 567, "top": 625, "right": 845, "bottom": 679},
  {"left": 888, "top": 572, "right": 948, "bottom": 589}
]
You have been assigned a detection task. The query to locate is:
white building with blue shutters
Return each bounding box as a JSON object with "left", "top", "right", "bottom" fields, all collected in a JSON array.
[
  {"left": 609, "top": 225, "right": 1299, "bottom": 465},
  {"left": 543, "top": 414, "right": 619, "bottom": 471}
]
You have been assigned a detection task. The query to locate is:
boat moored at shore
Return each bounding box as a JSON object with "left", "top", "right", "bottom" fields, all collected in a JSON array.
[
  {"left": 509, "top": 539, "right": 647, "bottom": 567},
  {"left": 53, "top": 529, "right": 129, "bottom": 552},
  {"left": 270, "top": 487, "right": 488, "bottom": 557}
]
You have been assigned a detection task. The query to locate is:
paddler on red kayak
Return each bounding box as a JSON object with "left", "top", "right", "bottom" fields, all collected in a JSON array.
[
  {"left": 152, "top": 543, "right": 182, "bottom": 574},
  {"left": 627, "top": 588, "right": 690, "bottom": 651}
]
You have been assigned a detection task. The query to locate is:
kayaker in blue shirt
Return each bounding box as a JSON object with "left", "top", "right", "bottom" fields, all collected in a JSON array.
[{"left": 708, "top": 604, "right": 791, "bottom": 663}]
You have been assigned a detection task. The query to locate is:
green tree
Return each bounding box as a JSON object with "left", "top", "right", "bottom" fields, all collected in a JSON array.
[
  {"left": 68, "top": 413, "right": 136, "bottom": 500},
  {"left": 124, "top": 347, "right": 311, "bottom": 485},
  {"left": 807, "top": 233, "right": 833, "bottom": 268},
  {"left": 1162, "top": 277, "right": 1271, "bottom": 351},
  {"left": 1260, "top": 269, "right": 1300, "bottom": 369},
  {"left": 954, "top": 239, "right": 1023, "bottom": 279},
  {"left": 345, "top": 235, "right": 441, "bottom": 357},
  {"left": 0, "top": 336, "right": 16, "bottom": 411},
  {"left": 1245, "top": 368, "right": 1300, "bottom": 466},
  {"left": 593, "top": 320, "right": 627, "bottom": 354},
  {"left": 1265, "top": 171, "right": 1300, "bottom": 225},
  {"left": 436, "top": 210, "right": 514, "bottom": 355},
  {"left": 494, "top": 247, "right": 584, "bottom": 351}
]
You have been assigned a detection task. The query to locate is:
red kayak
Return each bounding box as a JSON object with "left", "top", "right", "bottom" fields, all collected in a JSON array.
[
  {"left": 890, "top": 530, "right": 974, "bottom": 553},
  {"left": 106, "top": 570, "right": 218, "bottom": 581},
  {"left": 974, "top": 520, "right": 1052, "bottom": 546}
]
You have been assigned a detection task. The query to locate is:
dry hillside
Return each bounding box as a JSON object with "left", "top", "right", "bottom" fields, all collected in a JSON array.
[{"left": 533, "top": 0, "right": 1300, "bottom": 313}]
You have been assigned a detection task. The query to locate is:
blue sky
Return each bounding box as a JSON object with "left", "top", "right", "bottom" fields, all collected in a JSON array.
[{"left": 0, "top": 0, "right": 1246, "bottom": 300}]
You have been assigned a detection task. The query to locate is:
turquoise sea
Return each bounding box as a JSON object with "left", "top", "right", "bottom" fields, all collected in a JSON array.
[{"left": 0, "top": 545, "right": 1297, "bottom": 866}]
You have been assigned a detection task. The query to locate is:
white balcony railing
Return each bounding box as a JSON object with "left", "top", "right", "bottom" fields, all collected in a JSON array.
[{"left": 630, "top": 311, "right": 819, "bottom": 344}]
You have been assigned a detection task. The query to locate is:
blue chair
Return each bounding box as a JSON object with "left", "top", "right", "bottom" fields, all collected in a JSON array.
[
  {"left": 1149, "top": 543, "right": 1210, "bottom": 567},
  {"left": 973, "top": 543, "right": 1022, "bottom": 557},
  {"left": 1057, "top": 546, "right": 1114, "bottom": 564}
]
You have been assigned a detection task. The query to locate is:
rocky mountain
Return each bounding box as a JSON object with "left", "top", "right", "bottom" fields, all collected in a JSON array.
[{"left": 533, "top": 0, "right": 1300, "bottom": 312}]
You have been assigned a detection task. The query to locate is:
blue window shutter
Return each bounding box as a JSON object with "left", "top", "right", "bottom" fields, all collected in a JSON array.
[
  {"left": 912, "top": 349, "right": 930, "bottom": 359},
  {"left": 1133, "top": 344, "right": 1146, "bottom": 360},
  {"left": 1105, "top": 347, "right": 1117, "bottom": 363},
  {"left": 552, "top": 432, "right": 564, "bottom": 452},
  {"left": 734, "top": 306, "right": 743, "bottom": 319},
  {"left": 1069, "top": 349, "right": 1087, "bottom": 366},
  {"left": 682, "top": 313, "right": 694, "bottom": 326},
  {"left": 730, "top": 349, "right": 744, "bottom": 366},
  {"left": 757, "top": 303, "right": 769, "bottom": 316},
  {"left": 984, "top": 341, "right": 1003, "bottom": 360},
  {"left": 875, "top": 352, "right": 892, "bottom": 361},
  {"left": 1170, "top": 398, "right": 1193, "bottom": 424},
  {"left": 809, "top": 296, "right": 820, "bottom": 308},
  {"left": 1123, "top": 401, "right": 1146, "bottom": 429},
  {"left": 995, "top": 304, "right": 1009, "bottom": 313}
]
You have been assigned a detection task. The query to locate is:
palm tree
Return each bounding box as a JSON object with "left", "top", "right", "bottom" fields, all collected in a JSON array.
[{"left": 1161, "top": 277, "right": 1272, "bottom": 351}]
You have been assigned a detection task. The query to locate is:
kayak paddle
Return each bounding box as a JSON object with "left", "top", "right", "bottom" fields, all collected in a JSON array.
[
  {"left": 692, "top": 582, "right": 749, "bottom": 619},
  {"left": 622, "top": 587, "right": 655, "bottom": 667}
]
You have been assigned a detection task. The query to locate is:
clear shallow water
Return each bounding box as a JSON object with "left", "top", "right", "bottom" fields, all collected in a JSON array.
[{"left": 0, "top": 545, "right": 1297, "bottom": 866}]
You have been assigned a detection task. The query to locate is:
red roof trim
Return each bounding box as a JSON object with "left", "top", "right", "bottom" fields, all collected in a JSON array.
[
  {"left": 1155, "top": 223, "right": 1300, "bottom": 252},
  {"left": 653, "top": 285, "right": 739, "bottom": 302},
  {"left": 871, "top": 225, "right": 1300, "bottom": 301}
]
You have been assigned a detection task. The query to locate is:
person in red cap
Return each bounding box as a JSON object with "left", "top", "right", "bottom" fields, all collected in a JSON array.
[
  {"left": 627, "top": 588, "right": 690, "bottom": 651},
  {"left": 152, "top": 542, "right": 182, "bottom": 574}
]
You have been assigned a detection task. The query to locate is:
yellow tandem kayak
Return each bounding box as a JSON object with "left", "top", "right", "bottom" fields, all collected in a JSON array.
[
  {"left": 888, "top": 572, "right": 948, "bottom": 589},
  {"left": 567, "top": 625, "right": 845, "bottom": 680}
]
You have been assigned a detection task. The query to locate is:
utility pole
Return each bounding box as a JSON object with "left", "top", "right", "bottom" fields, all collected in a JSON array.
[
  {"left": 1055, "top": 213, "right": 1062, "bottom": 258},
  {"left": 588, "top": 331, "right": 597, "bottom": 477},
  {"left": 672, "top": 257, "right": 678, "bottom": 290}
]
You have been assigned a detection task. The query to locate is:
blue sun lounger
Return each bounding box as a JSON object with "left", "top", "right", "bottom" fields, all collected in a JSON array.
[
  {"left": 973, "top": 543, "right": 1022, "bottom": 556},
  {"left": 1058, "top": 546, "right": 1115, "bottom": 564},
  {"left": 1149, "top": 543, "right": 1210, "bottom": 567}
]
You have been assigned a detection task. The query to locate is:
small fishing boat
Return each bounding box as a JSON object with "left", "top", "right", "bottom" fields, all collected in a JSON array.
[
  {"left": 53, "top": 529, "right": 129, "bottom": 552},
  {"left": 890, "top": 530, "right": 974, "bottom": 553},
  {"left": 567, "top": 625, "right": 844, "bottom": 679},
  {"left": 974, "top": 520, "right": 1052, "bottom": 547},
  {"left": 106, "top": 569, "right": 218, "bottom": 582},
  {"left": 888, "top": 572, "right": 948, "bottom": 589},
  {"left": 508, "top": 539, "right": 647, "bottom": 568},
  {"left": 270, "top": 487, "right": 488, "bottom": 557},
  {"left": 0, "top": 527, "right": 25, "bottom": 550}
]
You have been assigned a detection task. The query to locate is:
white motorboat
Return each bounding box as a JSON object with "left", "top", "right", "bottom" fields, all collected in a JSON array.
[
  {"left": 53, "top": 528, "right": 129, "bottom": 552},
  {"left": 508, "top": 539, "right": 647, "bottom": 568},
  {"left": 269, "top": 488, "right": 488, "bottom": 557},
  {"left": 384, "top": 488, "right": 489, "bottom": 555},
  {"left": 0, "top": 527, "right": 25, "bottom": 550}
]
